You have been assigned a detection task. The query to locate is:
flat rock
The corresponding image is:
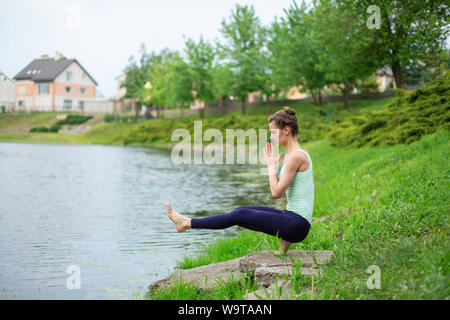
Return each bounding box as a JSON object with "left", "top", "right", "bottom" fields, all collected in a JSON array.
[
  {"left": 148, "top": 250, "right": 333, "bottom": 294},
  {"left": 239, "top": 250, "right": 333, "bottom": 274},
  {"left": 148, "top": 256, "right": 242, "bottom": 292},
  {"left": 246, "top": 282, "right": 320, "bottom": 300},
  {"left": 255, "top": 265, "right": 323, "bottom": 288},
  {"left": 246, "top": 280, "right": 293, "bottom": 300}
]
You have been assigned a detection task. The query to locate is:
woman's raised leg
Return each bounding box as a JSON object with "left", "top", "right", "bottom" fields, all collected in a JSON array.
[{"left": 190, "top": 206, "right": 286, "bottom": 237}]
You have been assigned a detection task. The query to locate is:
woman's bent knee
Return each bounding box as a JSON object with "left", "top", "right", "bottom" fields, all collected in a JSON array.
[{"left": 231, "top": 207, "right": 252, "bottom": 224}]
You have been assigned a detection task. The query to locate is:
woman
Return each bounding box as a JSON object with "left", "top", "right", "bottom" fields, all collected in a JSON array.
[{"left": 166, "top": 106, "right": 314, "bottom": 256}]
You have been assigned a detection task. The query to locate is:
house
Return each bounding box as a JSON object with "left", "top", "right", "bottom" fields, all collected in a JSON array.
[
  {"left": 13, "top": 53, "right": 98, "bottom": 112},
  {"left": 0, "top": 71, "right": 15, "bottom": 112}
]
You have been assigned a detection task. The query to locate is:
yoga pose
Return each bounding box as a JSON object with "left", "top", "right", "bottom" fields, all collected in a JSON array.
[{"left": 166, "top": 106, "right": 314, "bottom": 256}]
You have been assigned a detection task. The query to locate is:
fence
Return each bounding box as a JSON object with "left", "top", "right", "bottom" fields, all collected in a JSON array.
[{"left": 204, "top": 91, "right": 396, "bottom": 114}]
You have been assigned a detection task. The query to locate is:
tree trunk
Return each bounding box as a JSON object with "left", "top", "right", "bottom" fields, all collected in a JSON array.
[
  {"left": 241, "top": 96, "right": 246, "bottom": 115},
  {"left": 343, "top": 81, "right": 350, "bottom": 109},
  {"left": 392, "top": 60, "right": 406, "bottom": 89},
  {"left": 135, "top": 102, "right": 139, "bottom": 117},
  {"left": 311, "top": 89, "right": 318, "bottom": 105},
  {"left": 318, "top": 88, "right": 322, "bottom": 105}
]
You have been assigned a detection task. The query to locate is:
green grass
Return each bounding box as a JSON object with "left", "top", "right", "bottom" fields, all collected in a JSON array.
[
  {"left": 0, "top": 98, "right": 395, "bottom": 149},
  {"left": 0, "top": 112, "right": 64, "bottom": 130},
  {"left": 329, "top": 75, "right": 450, "bottom": 147},
  {"left": 147, "top": 129, "right": 449, "bottom": 300},
  {"left": 109, "top": 97, "right": 396, "bottom": 148}
]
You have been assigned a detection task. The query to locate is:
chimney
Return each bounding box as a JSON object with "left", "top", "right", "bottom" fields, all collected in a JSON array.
[
  {"left": 40, "top": 54, "right": 49, "bottom": 60},
  {"left": 54, "top": 52, "right": 64, "bottom": 61}
]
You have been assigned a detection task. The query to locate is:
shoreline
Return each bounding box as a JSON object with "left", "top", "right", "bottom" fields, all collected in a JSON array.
[{"left": 0, "top": 137, "right": 266, "bottom": 155}]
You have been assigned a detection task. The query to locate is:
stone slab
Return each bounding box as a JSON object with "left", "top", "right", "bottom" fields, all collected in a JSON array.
[
  {"left": 148, "top": 256, "right": 242, "bottom": 292},
  {"left": 255, "top": 265, "right": 323, "bottom": 288},
  {"left": 239, "top": 250, "right": 334, "bottom": 274}
]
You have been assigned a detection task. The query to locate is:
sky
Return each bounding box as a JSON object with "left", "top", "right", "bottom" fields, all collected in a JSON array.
[
  {"left": 1, "top": 1, "right": 448, "bottom": 99},
  {"left": 0, "top": 0, "right": 301, "bottom": 99}
]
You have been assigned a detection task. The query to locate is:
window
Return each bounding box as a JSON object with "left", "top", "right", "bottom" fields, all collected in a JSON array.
[
  {"left": 18, "top": 100, "right": 25, "bottom": 108},
  {"left": 66, "top": 71, "right": 72, "bottom": 81},
  {"left": 78, "top": 101, "right": 84, "bottom": 111},
  {"left": 17, "top": 86, "right": 25, "bottom": 94},
  {"left": 63, "top": 99, "right": 72, "bottom": 111},
  {"left": 80, "top": 88, "right": 86, "bottom": 95},
  {"left": 65, "top": 86, "right": 72, "bottom": 93},
  {"left": 38, "top": 82, "right": 49, "bottom": 95}
]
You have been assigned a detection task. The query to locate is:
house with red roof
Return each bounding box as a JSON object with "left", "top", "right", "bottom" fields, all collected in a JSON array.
[{"left": 13, "top": 53, "right": 97, "bottom": 112}]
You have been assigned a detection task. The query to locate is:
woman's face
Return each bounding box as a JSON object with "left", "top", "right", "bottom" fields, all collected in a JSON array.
[{"left": 269, "top": 122, "right": 288, "bottom": 147}]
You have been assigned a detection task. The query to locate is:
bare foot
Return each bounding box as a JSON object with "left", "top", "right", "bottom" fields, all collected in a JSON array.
[
  {"left": 166, "top": 203, "right": 191, "bottom": 233},
  {"left": 273, "top": 249, "right": 285, "bottom": 256},
  {"left": 274, "top": 239, "right": 293, "bottom": 256}
]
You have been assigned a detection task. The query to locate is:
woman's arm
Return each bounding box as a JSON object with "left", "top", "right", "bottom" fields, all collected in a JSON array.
[
  {"left": 268, "top": 155, "right": 299, "bottom": 199},
  {"left": 264, "top": 143, "right": 301, "bottom": 199}
]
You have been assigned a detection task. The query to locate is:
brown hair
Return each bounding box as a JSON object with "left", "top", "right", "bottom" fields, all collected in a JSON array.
[{"left": 268, "top": 106, "right": 298, "bottom": 137}]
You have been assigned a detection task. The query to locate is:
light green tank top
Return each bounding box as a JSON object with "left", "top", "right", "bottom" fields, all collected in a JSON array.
[{"left": 279, "top": 149, "right": 314, "bottom": 225}]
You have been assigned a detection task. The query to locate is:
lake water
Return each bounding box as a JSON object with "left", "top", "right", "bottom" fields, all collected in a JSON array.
[{"left": 0, "top": 142, "right": 280, "bottom": 299}]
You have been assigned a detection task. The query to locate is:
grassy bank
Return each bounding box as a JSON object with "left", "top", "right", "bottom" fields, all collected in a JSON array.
[
  {"left": 0, "top": 97, "right": 395, "bottom": 148},
  {"left": 147, "top": 129, "right": 449, "bottom": 300}
]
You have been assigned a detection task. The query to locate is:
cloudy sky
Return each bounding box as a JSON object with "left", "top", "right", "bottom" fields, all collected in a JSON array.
[
  {"left": 1, "top": 1, "right": 447, "bottom": 99},
  {"left": 0, "top": 0, "right": 301, "bottom": 99}
]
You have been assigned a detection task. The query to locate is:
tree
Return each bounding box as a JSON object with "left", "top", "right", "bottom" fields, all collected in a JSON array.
[
  {"left": 166, "top": 54, "right": 194, "bottom": 111},
  {"left": 219, "top": 4, "right": 268, "bottom": 114},
  {"left": 311, "top": 0, "right": 379, "bottom": 108},
  {"left": 184, "top": 35, "right": 216, "bottom": 119},
  {"left": 343, "top": 0, "right": 450, "bottom": 89},
  {"left": 144, "top": 48, "right": 179, "bottom": 118},
  {"left": 211, "top": 63, "right": 234, "bottom": 108},
  {"left": 122, "top": 44, "right": 149, "bottom": 113},
  {"left": 267, "top": 0, "right": 329, "bottom": 105}
]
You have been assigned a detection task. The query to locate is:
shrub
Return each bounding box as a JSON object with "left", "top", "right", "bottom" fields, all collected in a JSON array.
[
  {"left": 29, "top": 126, "right": 50, "bottom": 133},
  {"left": 120, "top": 115, "right": 140, "bottom": 123},
  {"left": 329, "top": 73, "right": 450, "bottom": 147},
  {"left": 104, "top": 113, "right": 119, "bottom": 122},
  {"left": 55, "top": 114, "right": 93, "bottom": 125},
  {"left": 49, "top": 125, "right": 61, "bottom": 133}
]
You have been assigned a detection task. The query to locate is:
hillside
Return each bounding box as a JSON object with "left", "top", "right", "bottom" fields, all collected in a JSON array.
[{"left": 148, "top": 128, "right": 450, "bottom": 300}]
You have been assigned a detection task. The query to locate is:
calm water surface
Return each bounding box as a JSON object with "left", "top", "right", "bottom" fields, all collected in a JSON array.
[{"left": 0, "top": 142, "right": 280, "bottom": 299}]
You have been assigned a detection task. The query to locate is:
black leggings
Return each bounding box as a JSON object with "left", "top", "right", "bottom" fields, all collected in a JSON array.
[{"left": 191, "top": 206, "right": 311, "bottom": 243}]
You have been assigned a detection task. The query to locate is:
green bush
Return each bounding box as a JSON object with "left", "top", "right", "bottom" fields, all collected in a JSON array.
[
  {"left": 329, "top": 73, "right": 450, "bottom": 147},
  {"left": 55, "top": 114, "right": 93, "bottom": 126},
  {"left": 49, "top": 125, "right": 61, "bottom": 133},
  {"left": 120, "top": 115, "right": 140, "bottom": 123},
  {"left": 104, "top": 113, "right": 119, "bottom": 122},
  {"left": 29, "top": 126, "right": 50, "bottom": 133}
]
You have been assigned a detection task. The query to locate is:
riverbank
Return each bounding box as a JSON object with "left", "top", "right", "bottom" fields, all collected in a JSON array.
[{"left": 147, "top": 129, "right": 449, "bottom": 299}]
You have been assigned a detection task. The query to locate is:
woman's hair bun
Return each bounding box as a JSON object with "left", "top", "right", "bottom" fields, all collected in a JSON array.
[{"left": 283, "top": 106, "right": 296, "bottom": 116}]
